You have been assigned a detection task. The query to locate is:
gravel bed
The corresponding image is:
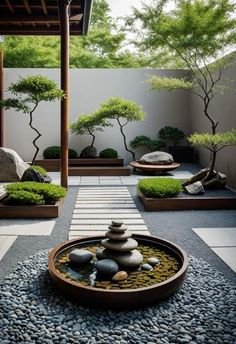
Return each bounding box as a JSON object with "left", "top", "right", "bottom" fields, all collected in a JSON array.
[{"left": 0, "top": 251, "right": 235, "bottom": 344}]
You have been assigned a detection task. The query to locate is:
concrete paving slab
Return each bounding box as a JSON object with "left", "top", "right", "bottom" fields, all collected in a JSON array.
[
  {"left": 71, "top": 219, "right": 145, "bottom": 225},
  {"left": 70, "top": 224, "right": 148, "bottom": 230},
  {"left": 211, "top": 247, "right": 236, "bottom": 273},
  {"left": 73, "top": 208, "right": 139, "bottom": 213},
  {"left": 74, "top": 203, "right": 136, "bottom": 208},
  {"left": 0, "top": 219, "right": 56, "bottom": 236},
  {"left": 73, "top": 213, "right": 142, "bottom": 218},
  {"left": 0, "top": 236, "right": 17, "bottom": 261},
  {"left": 193, "top": 227, "right": 236, "bottom": 247}
]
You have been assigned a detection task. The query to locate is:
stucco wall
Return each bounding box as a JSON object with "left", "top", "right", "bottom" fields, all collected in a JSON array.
[
  {"left": 189, "top": 61, "right": 236, "bottom": 188},
  {"left": 3, "top": 68, "right": 191, "bottom": 164}
]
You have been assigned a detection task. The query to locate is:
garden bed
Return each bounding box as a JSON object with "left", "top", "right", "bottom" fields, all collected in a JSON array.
[
  {"left": 138, "top": 188, "right": 236, "bottom": 211},
  {"left": 35, "top": 158, "right": 124, "bottom": 171},
  {"left": 0, "top": 197, "right": 64, "bottom": 218}
]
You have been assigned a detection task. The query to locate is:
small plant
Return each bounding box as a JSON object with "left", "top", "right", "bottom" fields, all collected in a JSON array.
[
  {"left": 159, "top": 126, "right": 185, "bottom": 146},
  {"left": 138, "top": 178, "right": 181, "bottom": 198},
  {"left": 95, "top": 97, "right": 145, "bottom": 160},
  {"left": 99, "top": 148, "right": 118, "bottom": 158},
  {"left": 0, "top": 75, "right": 64, "bottom": 164},
  {"left": 5, "top": 182, "right": 66, "bottom": 205},
  {"left": 70, "top": 112, "right": 111, "bottom": 148},
  {"left": 4, "top": 190, "right": 45, "bottom": 205},
  {"left": 130, "top": 135, "right": 165, "bottom": 152},
  {"left": 31, "top": 165, "right": 47, "bottom": 176},
  {"left": 43, "top": 146, "right": 77, "bottom": 159}
]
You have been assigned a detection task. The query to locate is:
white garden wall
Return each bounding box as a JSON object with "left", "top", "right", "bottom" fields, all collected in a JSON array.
[{"left": 3, "top": 68, "right": 191, "bottom": 164}]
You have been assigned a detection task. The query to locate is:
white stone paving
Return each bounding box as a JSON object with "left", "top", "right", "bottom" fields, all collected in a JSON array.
[
  {"left": 0, "top": 219, "right": 56, "bottom": 236},
  {"left": 0, "top": 236, "right": 17, "bottom": 262},
  {"left": 69, "top": 186, "right": 150, "bottom": 239}
]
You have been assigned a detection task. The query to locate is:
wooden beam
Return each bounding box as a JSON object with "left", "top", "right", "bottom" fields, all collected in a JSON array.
[
  {"left": 0, "top": 50, "right": 3, "bottom": 147},
  {"left": 5, "top": 0, "right": 14, "bottom": 13},
  {"left": 0, "top": 15, "right": 62, "bottom": 23},
  {"left": 0, "top": 25, "right": 81, "bottom": 35},
  {"left": 58, "top": 0, "right": 70, "bottom": 188},
  {"left": 40, "top": 0, "right": 48, "bottom": 15},
  {"left": 23, "top": 0, "right": 31, "bottom": 14}
]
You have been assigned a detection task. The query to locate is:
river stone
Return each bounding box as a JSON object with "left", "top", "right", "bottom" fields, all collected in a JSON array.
[
  {"left": 142, "top": 263, "right": 153, "bottom": 271},
  {"left": 69, "top": 249, "right": 93, "bottom": 264},
  {"left": 0, "top": 147, "right": 30, "bottom": 182},
  {"left": 139, "top": 151, "right": 174, "bottom": 165},
  {"left": 80, "top": 146, "right": 97, "bottom": 158},
  {"left": 147, "top": 257, "right": 160, "bottom": 266},
  {"left": 97, "top": 248, "right": 143, "bottom": 269},
  {"left": 95, "top": 259, "right": 119, "bottom": 276},
  {"left": 105, "top": 230, "right": 132, "bottom": 241},
  {"left": 108, "top": 225, "right": 127, "bottom": 233},
  {"left": 111, "top": 220, "right": 124, "bottom": 227},
  {"left": 102, "top": 238, "right": 138, "bottom": 252},
  {"left": 184, "top": 181, "right": 205, "bottom": 195},
  {"left": 21, "top": 168, "right": 44, "bottom": 182},
  {"left": 112, "top": 271, "right": 128, "bottom": 281}
]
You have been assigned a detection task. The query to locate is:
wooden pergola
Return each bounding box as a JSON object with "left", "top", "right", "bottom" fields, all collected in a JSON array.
[{"left": 0, "top": 0, "right": 93, "bottom": 188}]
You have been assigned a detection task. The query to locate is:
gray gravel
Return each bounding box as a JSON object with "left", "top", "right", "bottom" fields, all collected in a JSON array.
[{"left": 0, "top": 250, "right": 235, "bottom": 344}]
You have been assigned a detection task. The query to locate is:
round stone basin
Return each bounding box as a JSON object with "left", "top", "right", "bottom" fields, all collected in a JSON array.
[{"left": 48, "top": 234, "right": 188, "bottom": 309}]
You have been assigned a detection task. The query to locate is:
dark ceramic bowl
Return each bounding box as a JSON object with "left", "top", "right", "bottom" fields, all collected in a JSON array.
[{"left": 48, "top": 235, "right": 188, "bottom": 309}]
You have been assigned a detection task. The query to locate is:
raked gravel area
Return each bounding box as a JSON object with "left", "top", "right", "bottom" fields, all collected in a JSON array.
[{"left": 0, "top": 250, "right": 235, "bottom": 344}]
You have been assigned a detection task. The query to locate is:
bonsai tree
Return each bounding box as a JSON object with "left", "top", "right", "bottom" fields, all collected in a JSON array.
[
  {"left": 131, "top": 0, "right": 236, "bottom": 186},
  {"left": 159, "top": 126, "right": 185, "bottom": 147},
  {"left": 95, "top": 97, "right": 145, "bottom": 160},
  {"left": 70, "top": 111, "right": 111, "bottom": 157},
  {"left": 130, "top": 135, "right": 165, "bottom": 152},
  {"left": 0, "top": 75, "right": 64, "bottom": 165}
]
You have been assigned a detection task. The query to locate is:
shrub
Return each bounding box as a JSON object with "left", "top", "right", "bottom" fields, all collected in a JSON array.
[
  {"left": 138, "top": 178, "right": 181, "bottom": 198},
  {"left": 43, "top": 146, "right": 77, "bottom": 159},
  {"left": 5, "top": 182, "right": 66, "bottom": 205},
  {"left": 99, "top": 148, "right": 118, "bottom": 158},
  {"left": 130, "top": 135, "right": 165, "bottom": 152},
  {"left": 4, "top": 190, "right": 45, "bottom": 205},
  {"left": 31, "top": 165, "right": 47, "bottom": 176},
  {"left": 159, "top": 126, "right": 185, "bottom": 146}
]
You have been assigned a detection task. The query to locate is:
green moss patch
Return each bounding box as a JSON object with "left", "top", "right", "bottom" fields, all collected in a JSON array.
[
  {"left": 99, "top": 148, "right": 118, "bottom": 158},
  {"left": 4, "top": 182, "right": 66, "bottom": 205},
  {"left": 138, "top": 178, "right": 181, "bottom": 198},
  {"left": 31, "top": 165, "right": 47, "bottom": 176}
]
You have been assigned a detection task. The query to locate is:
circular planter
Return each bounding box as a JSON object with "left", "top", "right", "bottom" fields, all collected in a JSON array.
[
  {"left": 48, "top": 235, "right": 188, "bottom": 309},
  {"left": 129, "top": 161, "right": 180, "bottom": 173}
]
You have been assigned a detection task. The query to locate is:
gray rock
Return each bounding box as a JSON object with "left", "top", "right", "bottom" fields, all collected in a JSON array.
[
  {"left": 142, "top": 263, "right": 153, "bottom": 271},
  {"left": 0, "top": 147, "right": 30, "bottom": 182},
  {"left": 101, "top": 238, "right": 138, "bottom": 252},
  {"left": 139, "top": 151, "right": 174, "bottom": 165},
  {"left": 105, "top": 230, "right": 132, "bottom": 241},
  {"left": 69, "top": 249, "right": 93, "bottom": 264},
  {"left": 111, "top": 220, "right": 124, "bottom": 227},
  {"left": 21, "top": 168, "right": 44, "bottom": 182},
  {"left": 80, "top": 146, "right": 97, "bottom": 158},
  {"left": 147, "top": 257, "right": 160, "bottom": 266},
  {"left": 108, "top": 224, "right": 127, "bottom": 233},
  {"left": 184, "top": 181, "right": 205, "bottom": 195},
  {"left": 95, "top": 259, "right": 119, "bottom": 276},
  {"left": 97, "top": 248, "right": 143, "bottom": 269}
]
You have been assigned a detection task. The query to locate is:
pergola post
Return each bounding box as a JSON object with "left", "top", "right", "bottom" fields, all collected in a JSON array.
[
  {"left": 59, "top": 1, "right": 70, "bottom": 188},
  {"left": 0, "top": 49, "right": 3, "bottom": 147}
]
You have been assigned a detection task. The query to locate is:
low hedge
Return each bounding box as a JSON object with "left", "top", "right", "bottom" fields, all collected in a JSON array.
[
  {"left": 5, "top": 191, "right": 45, "bottom": 205},
  {"left": 31, "top": 165, "right": 47, "bottom": 176},
  {"left": 43, "top": 146, "right": 77, "bottom": 159},
  {"left": 138, "top": 178, "right": 181, "bottom": 198},
  {"left": 99, "top": 148, "right": 118, "bottom": 158},
  {"left": 5, "top": 182, "right": 66, "bottom": 205}
]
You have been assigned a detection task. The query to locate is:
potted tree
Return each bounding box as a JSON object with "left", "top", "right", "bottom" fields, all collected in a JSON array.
[
  {"left": 158, "top": 126, "right": 193, "bottom": 162},
  {"left": 0, "top": 75, "right": 64, "bottom": 165}
]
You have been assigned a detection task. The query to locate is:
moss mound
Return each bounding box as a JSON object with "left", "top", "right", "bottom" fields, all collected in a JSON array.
[
  {"left": 43, "top": 146, "right": 77, "bottom": 159},
  {"left": 99, "top": 148, "right": 118, "bottom": 158},
  {"left": 138, "top": 178, "right": 181, "bottom": 198}
]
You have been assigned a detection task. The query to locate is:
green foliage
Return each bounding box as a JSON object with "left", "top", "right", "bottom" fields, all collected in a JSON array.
[
  {"left": 31, "top": 165, "right": 47, "bottom": 177},
  {"left": 188, "top": 130, "right": 236, "bottom": 152},
  {"left": 96, "top": 97, "right": 145, "bottom": 122},
  {"left": 159, "top": 126, "right": 185, "bottom": 146},
  {"left": 43, "top": 146, "right": 77, "bottom": 159},
  {"left": 4, "top": 190, "right": 45, "bottom": 206},
  {"left": 147, "top": 76, "right": 193, "bottom": 91},
  {"left": 130, "top": 135, "right": 165, "bottom": 151},
  {"left": 99, "top": 148, "right": 118, "bottom": 158},
  {"left": 138, "top": 178, "right": 181, "bottom": 198},
  {"left": 70, "top": 112, "right": 111, "bottom": 147},
  {"left": 5, "top": 182, "right": 66, "bottom": 205}
]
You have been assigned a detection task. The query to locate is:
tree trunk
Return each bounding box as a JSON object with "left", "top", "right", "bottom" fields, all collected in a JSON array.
[
  {"left": 90, "top": 133, "right": 95, "bottom": 147},
  {"left": 29, "top": 111, "right": 42, "bottom": 165},
  {"left": 117, "top": 119, "right": 135, "bottom": 161}
]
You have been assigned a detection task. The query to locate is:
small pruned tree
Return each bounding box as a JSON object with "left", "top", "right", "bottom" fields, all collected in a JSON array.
[
  {"left": 159, "top": 126, "right": 185, "bottom": 146},
  {"left": 70, "top": 112, "right": 111, "bottom": 148},
  {"left": 131, "top": 0, "right": 236, "bottom": 185},
  {"left": 95, "top": 97, "right": 145, "bottom": 160},
  {"left": 0, "top": 75, "right": 64, "bottom": 165}
]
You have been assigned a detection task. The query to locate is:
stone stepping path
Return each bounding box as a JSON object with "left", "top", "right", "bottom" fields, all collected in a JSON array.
[{"left": 69, "top": 187, "right": 150, "bottom": 239}]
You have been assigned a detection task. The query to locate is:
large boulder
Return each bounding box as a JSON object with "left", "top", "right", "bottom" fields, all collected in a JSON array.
[
  {"left": 139, "top": 151, "right": 174, "bottom": 165},
  {"left": 0, "top": 147, "right": 30, "bottom": 182},
  {"left": 80, "top": 146, "right": 97, "bottom": 158}
]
